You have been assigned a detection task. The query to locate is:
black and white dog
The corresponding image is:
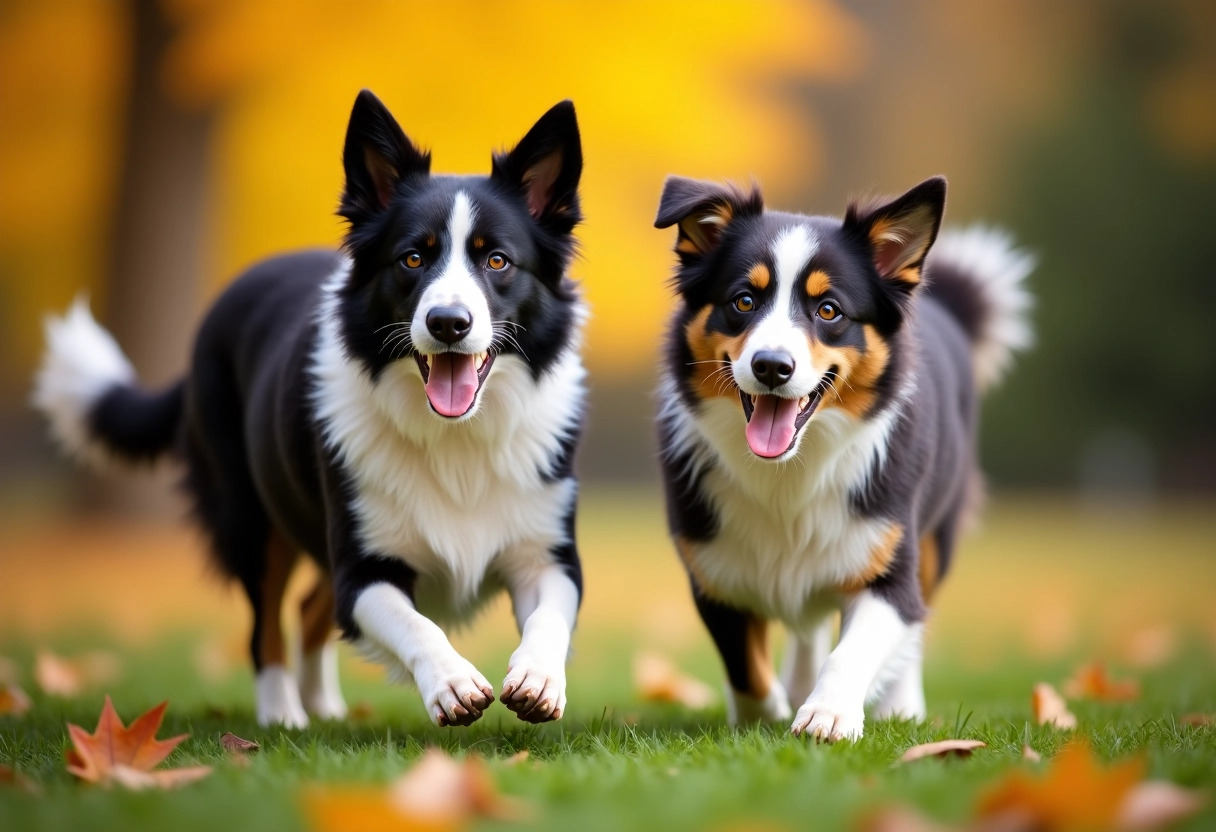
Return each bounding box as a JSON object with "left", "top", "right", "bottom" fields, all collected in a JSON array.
[
  {"left": 654, "top": 176, "right": 1032, "bottom": 741},
  {"left": 34, "top": 91, "right": 587, "bottom": 728}
]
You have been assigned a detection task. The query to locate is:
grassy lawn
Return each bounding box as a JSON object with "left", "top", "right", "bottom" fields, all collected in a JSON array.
[{"left": 2, "top": 491, "right": 1215, "bottom": 831}]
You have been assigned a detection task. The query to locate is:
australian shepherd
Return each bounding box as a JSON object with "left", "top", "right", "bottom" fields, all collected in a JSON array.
[
  {"left": 34, "top": 91, "right": 588, "bottom": 729},
  {"left": 654, "top": 175, "right": 1032, "bottom": 741}
]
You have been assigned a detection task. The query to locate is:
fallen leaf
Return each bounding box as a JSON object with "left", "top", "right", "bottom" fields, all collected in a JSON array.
[
  {"left": 65, "top": 696, "right": 211, "bottom": 789},
  {"left": 633, "top": 652, "right": 716, "bottom": 709},
  {"left": 35, "top": 649, "right": 120, "bottom": 697},
  {"left": 1117, "top": 780, "right": 1207, "bottom": 830},
  {"left": 349, "top": 701, "right": 375, "bottom": 721},
  {"left": 1022, "top": 745, "right": 1042, "bottom": 763},
  {"left": 978, "top": 739, "right": 1145, "bottom": 830},
  {"left": 1063, "top": 663, "right": 1140, "bottom": 702},
  {"left": 899, "top": 739, "right": 986, "bottom": 762},
  {"left": 36, "top": 650, "right": 82, "bottom": 696},
  {"left": 0, "top": 763, "right": 40, "bottom": 794},
  {"left": 220, "top": 732, "right": 259, "bottom": 755},
  {"left": 855, "top": 806, "right": 952, "bottom": 832},
  {"left": 1181, "top": 713, "right": 1214, "bottom": 727},
  {"left": 1122, "top": 625, "right": 1178, "bottom": 669},
  {"left": 303, "top": 748, "right": 529, "bottom": 832},
  {"left": 504, "top": 750, "right": 530, "bottom": 766},
  {"left": 1032, "top": 683, "right": 1077, "bottom": 730},
  {"left": 0, "top": 684, "right": 32, "bottom": 716},
  {"left": 108, "top": 763, "right": 214, "bottom": 791}
]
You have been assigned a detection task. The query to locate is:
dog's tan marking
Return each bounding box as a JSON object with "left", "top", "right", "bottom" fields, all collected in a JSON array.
[
  {"left": 805, "top": 269, "right": 831, "bottom": 297},
  {"left": 258, "top": 532, "right": 298, "bottom": 667},
  {"left": 838, "top": 523, "right": 903, "bottom": 592},
  {"left": 674, "top": 535, "right": 714, "bottom": 592},
  {"left": 918, "top": 534, "right": 941, "bottom": 602},
  {"left": 811, "top": 324, "right": 891, "bottom": 419},
  {"left": 300, "top": 577, "right": 337, "bottom": 653},
  {"left": 685, "top": 305, "right": 748, "bottom": 400},
  {"left": 677, "top": 202, "right": 735, "bottom": 255},
  {"left": 748, "top": 263, "right": 771, "bottom": 291},
  {"left": 743, "top": 615, "right": 776, "bottom": 699},
  {"left": 426, "top": 233, "right": 437, "bottom": 248},
  {"left": 472, "top": 235, "right": 485, "bottom": 250}
]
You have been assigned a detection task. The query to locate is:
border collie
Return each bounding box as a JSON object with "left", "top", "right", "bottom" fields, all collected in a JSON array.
[
  {"left": 654, "top": 175, "right": 1032, "bottom": 741},
  {"left": 34, "top": 91, "right": 588, "bottom": 729}
]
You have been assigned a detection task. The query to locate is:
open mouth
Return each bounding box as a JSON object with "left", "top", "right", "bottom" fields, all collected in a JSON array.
[
  {"left": 738, "top": 367, "right": 837, "bottom": 459},
  {"left": 414, "top": 350, "right": 496, "bottom": 418}
]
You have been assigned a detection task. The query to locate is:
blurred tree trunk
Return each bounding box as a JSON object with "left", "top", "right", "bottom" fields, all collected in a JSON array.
[{"left": 87, "top": 0, "right": 217, "bottom": 517}]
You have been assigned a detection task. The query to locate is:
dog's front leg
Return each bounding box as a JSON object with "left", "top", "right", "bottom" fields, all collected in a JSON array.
[
  {"left": 790, "top": 590, "right": 921, "bottom": 743},
  {"left": 348, "top": 580, "right": 495, "bottom": 726},
  {"left": 501, "top": 564, "right": 580, "bottom": 723}
]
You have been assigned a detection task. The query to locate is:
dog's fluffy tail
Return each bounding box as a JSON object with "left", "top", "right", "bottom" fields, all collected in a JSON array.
[
  {"left": 924, "top": 226, "right": 1034, "bottom": 393},
  {"left": 33, "top": 296, "right": 185, "bottom": 467}
]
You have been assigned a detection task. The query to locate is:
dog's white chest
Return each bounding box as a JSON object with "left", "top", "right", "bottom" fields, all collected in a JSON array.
[
  {"left": 312, "top": 291, "right": 585, "bottom": 622},
  {"left": 671, "top": 396, "right": 898, "bottom": 628}
]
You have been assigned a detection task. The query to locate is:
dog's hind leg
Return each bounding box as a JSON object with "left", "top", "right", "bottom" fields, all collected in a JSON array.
[
  {"left": 298, "top": 577, "right": 347, "bottom": 720},
  {"left": 693, "top": 583, "right": 792, "bottom": 724},
  {"left": 781, "top": 613, "right": 835, "bottom": 709},
  {"left": 248, "top": 531, "right": 309, "bottom": 728}
]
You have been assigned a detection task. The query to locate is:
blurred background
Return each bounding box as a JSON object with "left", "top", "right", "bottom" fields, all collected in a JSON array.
[{"left": 1, "top": 0, "right": 1215, "bottom": 700}]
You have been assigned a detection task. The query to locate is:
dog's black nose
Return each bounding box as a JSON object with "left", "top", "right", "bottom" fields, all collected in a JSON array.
[
  {"left": 426, "top": 306, "right": 473, "bottom": 344},
  {"left": 751, "top": 350, "right": 795, "bottom": 389}
]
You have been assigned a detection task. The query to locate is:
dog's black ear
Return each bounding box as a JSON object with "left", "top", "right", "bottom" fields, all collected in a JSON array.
[
  {"left": 655, "top": 176, "right": 763, "bottom": 259},
  {"left": 844, "top": 176, "right": 946, "bottom": 292},
  {"left": 340, "top": 90, "right": 431, "bottom": 223},
  {"left": 492, "top": 100, "right": 583, "bottom": 231}
]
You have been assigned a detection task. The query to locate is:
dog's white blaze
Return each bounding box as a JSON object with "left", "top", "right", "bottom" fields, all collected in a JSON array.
[
  {"left": 659, "top": 374, "right": 900, "bottom": 628},
  {"left": 410, "top": 191, "right": 494, "bottom": 354},
  {"left": 734, "top": 225, "right": 822, "bottom": 399},
  {"left": 32, "top": 295, "right": 138, "bottom": 468},
  {"left": 312, "top": 261, "right": 585, "bottom": 627}
]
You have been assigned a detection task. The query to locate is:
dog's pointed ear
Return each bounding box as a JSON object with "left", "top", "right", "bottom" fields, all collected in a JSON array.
[
  {"left": 340, "top": 90, "right": 430, "bottom": 223},
  {"left": 845, "top": 176, "right": 946, "bottom": 291},
  {"left": 655, "top": 176, "right": 763, "bottom": 258},
  {"left": 492, "top": 100, "right": 583, "bottom": 230}
]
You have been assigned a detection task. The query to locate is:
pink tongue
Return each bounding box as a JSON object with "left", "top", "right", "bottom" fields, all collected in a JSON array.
[
  {"left": 424, "top": 353, "right": 480, "bottom": 417},
  {"left": 745, "top": 395, "right": 799, "bottom": 458}
]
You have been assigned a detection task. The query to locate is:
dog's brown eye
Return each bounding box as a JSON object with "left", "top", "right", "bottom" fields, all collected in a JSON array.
[
  {"left": 733, "top": 294, "right": 755, "bottom": 313},
  {"left": 817, "top": 301, "right": 840, "bottom": 321},
  {"left": 487, "top": 252, "right": 508, "bottom": 271},
  {"left": 403, "top": 251, "right": 423, "bottom": 269}
]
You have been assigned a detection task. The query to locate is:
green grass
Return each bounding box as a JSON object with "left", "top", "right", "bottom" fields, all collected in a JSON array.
[
  {"left": 2, "top": 634, "right": 1215, "bottom": 832},
  {"left": 3, "top": 494, "right": 1216, "bottom": 831}
]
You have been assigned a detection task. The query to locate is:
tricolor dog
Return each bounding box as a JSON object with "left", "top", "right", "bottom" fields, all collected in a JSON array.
[
  {"left": 654, "top": 176, "right": 1032, "bottom": 741},
  {"left": 35, "top": 91, "right": 588, "bottom": 728}
]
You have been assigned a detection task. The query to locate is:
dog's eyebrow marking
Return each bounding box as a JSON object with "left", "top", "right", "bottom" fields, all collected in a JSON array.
[
  {"left": 747, "top": 264, "right": 771, "bottom": 290},
  {"left": 805, "top": 270, "right": 831, "bottom": 297},
  {"left": 426, "top": 233, "right": 437, "bottom": 248},
  {"left": 473, "top": 236, "right": 485, "bottom": 250}
]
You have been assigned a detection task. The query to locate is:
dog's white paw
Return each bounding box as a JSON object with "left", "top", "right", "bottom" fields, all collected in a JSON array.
[
  {"left": 416, "top": 659, "right": 495, "bottom": 727},
  {"left": 501, "top": 654, "right": 567, "bottom": 723},
  {"left": 790, "top": 696, "right": 864, "bottom": 743},
  {"left": 256, "top": 665, "right": 310, "bottom": 729}
]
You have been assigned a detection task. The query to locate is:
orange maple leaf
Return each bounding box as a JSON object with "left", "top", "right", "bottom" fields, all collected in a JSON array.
[
  {"left": 977, "top": 738, "right": 1145, "bottom": 829},
  {"left": 65, "top": 696, "right": 211, "bottom": 789},
  {"left": 1064, "top": 663, "right": 1140, "bottom": 702},
  {"left": 0, "top": 683, "right": 32, "bottom": 716}
]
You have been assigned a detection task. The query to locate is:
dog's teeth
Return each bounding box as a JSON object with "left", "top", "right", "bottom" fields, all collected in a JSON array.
[
  {"left": 799, "top": 396, "right": 810, "bottom": 410},
  {"left": 475, "top": 352, "right": 487, "bottom": 369}
]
